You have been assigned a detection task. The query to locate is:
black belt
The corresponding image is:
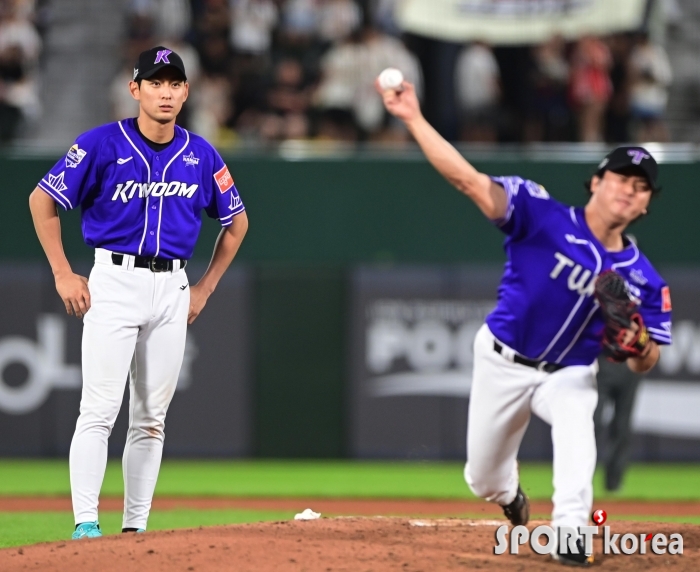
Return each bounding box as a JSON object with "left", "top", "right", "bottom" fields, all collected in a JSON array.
[
  {"left": 111, "top": 253, "right": 186, "bottom": 272},
  {"left": 493, "top": 341, "right": 565, "bottom": 373}
]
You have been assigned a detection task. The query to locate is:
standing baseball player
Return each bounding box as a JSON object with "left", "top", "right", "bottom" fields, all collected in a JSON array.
[
  {"left": 28, "top": 46, "right": 248, "bottom": 539},
  {"left": 379, "top": 80, "right": 671, "bottom": 566}
]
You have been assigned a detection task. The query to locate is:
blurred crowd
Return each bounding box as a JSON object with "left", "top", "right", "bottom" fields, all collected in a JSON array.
[
  {"left": 0, "top": 0, "right": 46, "bottom": 143},
  {"left": 461, "top": 32, "right": 673, "bottom": 144},
  {"left": 107, "top": 1, "right": 671, "bottom": 146},
  {"left": 114, "top": 0, "right": 422, "bottom": 145}
]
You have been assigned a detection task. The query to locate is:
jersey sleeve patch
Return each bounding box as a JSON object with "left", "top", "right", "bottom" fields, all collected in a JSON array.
[
  {"left": 524, "top": 180, "right": 550, "bottom": 199},
  {"left": 65, "top": 144, "right": 87, "bottom": 168},
  {"left": 214, "top": 165, "right": 234, "bottom": 194},
  {"left": 38, "top": 171, "right": 73, "bottom": 210},
  {"left": 661, "top": 286, "right": 672, "bottom": 312}
]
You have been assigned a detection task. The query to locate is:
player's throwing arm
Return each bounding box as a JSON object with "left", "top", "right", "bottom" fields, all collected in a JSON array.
[{"left": 376, "top": 73, "right": 507, "bottom": 221}]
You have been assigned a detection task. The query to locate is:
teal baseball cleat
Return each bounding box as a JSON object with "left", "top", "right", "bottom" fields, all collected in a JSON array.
[{"left": 72, "top": 521, "right": 102, "bottom": 540}]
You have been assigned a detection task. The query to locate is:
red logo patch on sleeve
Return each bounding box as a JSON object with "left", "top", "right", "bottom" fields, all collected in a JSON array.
[
  {"left": 661, "top": 286, "right": 672, "bottom": 312},
  {"left": 214, "top": 165, "right": 234, "bottom": 194}
]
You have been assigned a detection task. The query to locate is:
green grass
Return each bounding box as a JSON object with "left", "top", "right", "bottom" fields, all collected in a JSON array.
[
  {"left": 0, "top": 460, "right": 698, "bottom": 550},
  {"left": 0, "top": 460, "right": 699, "bottom": 500},
  {"left": 0, "top": 509, "right": 293, "bottom": 549}
]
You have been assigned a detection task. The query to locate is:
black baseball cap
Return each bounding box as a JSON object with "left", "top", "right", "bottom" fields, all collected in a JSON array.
[
  {"left": 595, "top": 146, "right": 659, "bottom": 193},
  {"left": 133, "top": 46, "right": 187, "bottom": 82}
]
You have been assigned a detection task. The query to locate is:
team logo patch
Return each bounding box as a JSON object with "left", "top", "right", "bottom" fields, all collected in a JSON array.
[
  {"left": 629, "top": 268, "right": 648, "bottom": 285},
  {"left": 628, "top": 149, "right": 650, "bottom": 165},
  {"left": 661, "top": 286, "right": 672, "bottom": 312},
  {"left": 65, "top": 144, "right": 87, "bottom": 168},
  {"left": 46, "top": 171, "right": 68, "bottom": 193},
  {"left": 154, "top": 49, "right": 172, "bottom": 64},
  {"left": 183, "top": 152, "right": 199, "bottom": 167},
  {"left": 229, "top": 194, "right": 242, "bottom": 211},
  {"left": 214, "top": 165, "right": 234, "bottom": 194},
  {"left": 524, "top": 180, "right": 549, "bottom": 199},
  {"left": 133, "top": 67, "right": 139, "bottom": 80}
]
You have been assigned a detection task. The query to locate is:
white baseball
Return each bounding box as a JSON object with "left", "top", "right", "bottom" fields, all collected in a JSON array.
[{"left": 378, "top": 68, "right": 404, "bottom": 92}]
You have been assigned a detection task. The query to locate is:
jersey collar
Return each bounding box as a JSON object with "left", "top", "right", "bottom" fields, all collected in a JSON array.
[
  {"left": 124, "top": 118, "right": 186, "bottom": 158},
  {"left": 573, "top": 206, "right": 636, "bottom": 260}
]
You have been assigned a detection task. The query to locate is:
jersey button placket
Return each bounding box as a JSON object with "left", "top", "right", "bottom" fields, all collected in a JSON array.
[{"left": 150, "top": 157, "right": 162, "bottom": 254}]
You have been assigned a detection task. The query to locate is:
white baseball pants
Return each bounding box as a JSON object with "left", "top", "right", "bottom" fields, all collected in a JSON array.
[
  {"left": 70, "top": 248, "right": 189, "bottom": 530},
  {"left": 465, "top": 324, "right": 598, "bottom": 530}
]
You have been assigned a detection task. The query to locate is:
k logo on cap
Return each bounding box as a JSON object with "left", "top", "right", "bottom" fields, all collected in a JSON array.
[
  {"left": 133, "top": 46, "right": 187, "bottom": 82},
  {"left": 154, "top": 49, "right": 172, "bottom": 64}
]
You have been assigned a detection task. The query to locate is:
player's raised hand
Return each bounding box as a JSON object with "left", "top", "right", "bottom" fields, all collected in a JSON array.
[
  {"left": 376, "top": 80, "right": 421, "bottom": 124},
  {"left": 55, "top": 272, "right": 91, "bottom": 318}
]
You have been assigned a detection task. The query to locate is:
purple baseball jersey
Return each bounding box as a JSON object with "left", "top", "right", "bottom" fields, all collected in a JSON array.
[
  {"left": 37, "top": 118, "right": 245, "bottom": 259},
  {"left": 485, "top": 176, "right": 672, "bottom": 367}
]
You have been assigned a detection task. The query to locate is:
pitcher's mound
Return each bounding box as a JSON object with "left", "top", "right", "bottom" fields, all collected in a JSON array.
[{"left": 0, "top": 517, "right": 697, "bottom": 571}]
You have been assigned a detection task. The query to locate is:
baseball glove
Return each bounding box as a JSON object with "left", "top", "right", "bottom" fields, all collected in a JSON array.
[{"left": 594, "top": 270, "right": 651, "bottom": 362}]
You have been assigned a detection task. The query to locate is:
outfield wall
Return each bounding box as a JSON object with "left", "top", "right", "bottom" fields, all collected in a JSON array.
[
  {"left": 2, "top": 153, "right": 700, "bottom": 265},
  {"left": 1, "top": 153, "right": 699, "bottom": 459}
]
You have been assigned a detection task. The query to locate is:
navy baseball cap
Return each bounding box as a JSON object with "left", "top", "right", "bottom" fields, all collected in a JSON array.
[
  {"left": 596, "top": 146, "right": 659, "bottom": 193},
  {"left": 133, "top": 46, "right": 187, "bottom": 82}
]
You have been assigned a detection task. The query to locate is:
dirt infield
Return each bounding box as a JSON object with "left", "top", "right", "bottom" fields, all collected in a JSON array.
[
  {"left": 1, "top": 498, "right": 697, "bottom": 570},
  {"left": 2, "top": 496, "right": 700, "bottom": 518},
  {"left": 0, "top": 517, "right": 697, "bottom": 572}
]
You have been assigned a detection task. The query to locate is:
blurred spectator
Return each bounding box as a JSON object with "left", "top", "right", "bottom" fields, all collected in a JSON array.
[
  {"left": 126, "top": 0, "right": 157, "bottom": 55},
  {"left": 280, "top": 0, "right": 318, "bottom": 48},
  {"left": 195, "top": 0, "right": 230, "bottom": 38},
  {"left": 317, "top": 0, "right": 361, "bottom": 45},
  {"left": 110, "top": 64, "right": 140, "bottom": 121},
  {"left": 0, "top": 3, "right": 41, "bottom": 63},
  {"left": 155, "top": 0, "right": 192, "bottom": 40},
  {"left": 229, "top": 0, "right": 278, "bottom": 56},
  {"left": 315, "top": 107, "right": 358, "bottom": 141},
  {"left": 190, "top": 74, "right": 233, "bottom": 142},
  {"left": 604, "top": 33, "right": 633, "bottom": 143},
  {"left": 569, "top": 36, "right": 612, "bottom": 142},
  {"left": 130, "top": 0, "right": 191, "bottom": 41},
  {"left": 455, "top": 41, "right": 500, "bottom": 142},
  {"left": 258, "top": 57, "right": 311, "bottom": 141},
  {"left": 0, "top": 0, "right": 42, "bottom": 141},
  {"left": 314, "top": 26, "right": 421, "bottom": 140},
  {"left": 628, "top": 32, "right": 672, "bottom": 142},
  {"left": 313, "top": 31, "right": 362, "bottom": 141},
  {"left": 525, "top": 35, "right": 570, "bottom": 142},
  {"left": 371, "top": 0, "right": 401, "bottom": 37},
  {"left": 7, "top": 0, "right": 36, "bottom": 21},
  {"left": 199, "top": 35, "right": 233, "bottom": 75}
]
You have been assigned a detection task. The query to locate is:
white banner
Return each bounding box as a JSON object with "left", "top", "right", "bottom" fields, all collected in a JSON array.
[{"left": 396, "top": 0, "right": 647, "bottom": 44}]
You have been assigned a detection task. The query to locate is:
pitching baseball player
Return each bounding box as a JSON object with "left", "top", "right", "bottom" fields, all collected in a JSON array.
[
  {"left": 28, "top": 47, "right": 248, "bottom": 539},
  {"left": 379, "top": 80, "right": 671, "bottom": 566}
]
